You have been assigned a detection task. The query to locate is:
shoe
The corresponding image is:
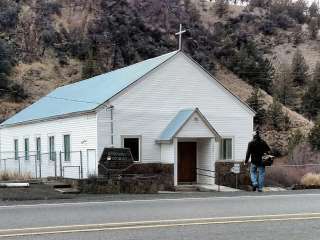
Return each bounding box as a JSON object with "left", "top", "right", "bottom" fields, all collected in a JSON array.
[
  {"left": 258, "top": 189, "right": 263, "bottom": 192},
  {"left": 252, "top": 185, "right": 257, "bottom": 192}
]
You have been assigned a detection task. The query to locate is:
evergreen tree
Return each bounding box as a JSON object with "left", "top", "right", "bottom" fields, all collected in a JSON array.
[
  {"left": 82, "top": 57, "right": 100, "bottom": 79},
  {"left": 233, "top": 42, "right": 274, "bottom": 93},
  {"left": 309, "top": 116, "right": 320, "bottom": 151},
  {"left": 283, "top": 110, "right": 291, "bottom": 131},
  {"left": 0, "top": 40, "right": 13, "bottom": 92},
  {"left": 309, "top": 1, "right": 319, "bottom": 18},
  {"left": 308, "top": 17, "right": 319, "bottom": 40},
  {"left": 267, "top": 98, "right": 285, "bottom": 131},
  {"left": 291, "top": 49, "right": 309, "bottom": 86},
  {"left": 293, "top": 25, "right": 303, "bottom": 45},
  {"left": 302, "top": 62, "right": 320, "bottom": 119},
  {"left": 214, "top": 0, "right": 229, "bottom": 18},
  {"left": 274, "top": 64, "right": 298, "bottom": 109},
  {"left": 246, "top": 87, "right": 266, "bottom": 126},
  {"left": 288, "top": 128, "right": 305, "bottom": 160}
]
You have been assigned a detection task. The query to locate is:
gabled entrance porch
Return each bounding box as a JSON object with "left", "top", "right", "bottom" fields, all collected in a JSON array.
[{"left": 157, "top": 108, "right": 221, "bottom": 187}]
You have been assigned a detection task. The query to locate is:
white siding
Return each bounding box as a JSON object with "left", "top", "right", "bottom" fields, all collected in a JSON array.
[
  {"left": 98, "top": 53, "right": 253, "bottom": 164},
  {"left": 97, "top": 107, "right": 113, "bottom": 159},
  {"left": 176, "top": 112, "right": 215, "bottom": 138},
  {"left": 0, "top": 113, "right": 97, "bottom": 178},
  {"left": 160, "top": 143, "right": 174, "bottom": 164},
  {"left": 197, "top": 138, "right": 215, "bottom": 185}
]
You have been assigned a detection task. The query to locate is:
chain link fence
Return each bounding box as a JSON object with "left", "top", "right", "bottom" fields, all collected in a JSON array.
[{"left": 0, "top": 151, "right": 85, "bottom": 179}]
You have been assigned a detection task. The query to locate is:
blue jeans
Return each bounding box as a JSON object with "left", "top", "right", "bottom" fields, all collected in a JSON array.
[{"left": 250, "top": 164, "right": 265, "bottom": 190}]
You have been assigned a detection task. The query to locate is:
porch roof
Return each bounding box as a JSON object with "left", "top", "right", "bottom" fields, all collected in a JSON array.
[{"left": 157, "top": 108, "right": 221, "bottom": 143}]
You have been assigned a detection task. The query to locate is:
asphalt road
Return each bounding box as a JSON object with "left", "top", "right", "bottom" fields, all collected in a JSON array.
[{"left": 1, "top": 192, "right": 320, "bottom": 239}]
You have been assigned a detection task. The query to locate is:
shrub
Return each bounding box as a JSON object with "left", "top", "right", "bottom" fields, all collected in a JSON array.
[
  {"left": 0, "top": 0, "right": 19, "bottom": 30},
  {"left": 246, "top": 87, "right": 266, "bottom": 126},
  {"left": 309, "top": 117, "right": 320, "bottom": 151},
  {"left": 267, "top": 99, "right": 285, "bottom": 130},
  {"left": 0, "top": 171, "right": 32, "bottom": 181},
  {"left": 41, "top": 1, "right": 62, "bottom": 16},
  {"left": 288, "top": 129, "right": 305, "bottom": 156},
  {"left": 301, "top": 173, "right": 320, "bottom": 186}
]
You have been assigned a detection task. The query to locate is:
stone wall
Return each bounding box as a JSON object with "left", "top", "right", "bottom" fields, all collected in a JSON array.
[
  {"left": 73, "top": 163, "right": 174, "bottom": 194},
  {"left": 215, "top": 161, "right": 251, "bottom": 190},
  {"left": 123, "top": 163, "right": 174, "bottom": 191}
]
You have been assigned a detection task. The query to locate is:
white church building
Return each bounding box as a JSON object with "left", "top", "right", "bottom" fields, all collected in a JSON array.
[{"left": 0, "top": 50, "right": 254, "bottom": 186}]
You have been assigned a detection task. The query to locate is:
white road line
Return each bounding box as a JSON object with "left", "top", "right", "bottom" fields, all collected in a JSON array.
[
  {"left": 0, "top": 193, "right": 320, "bottom": 209},
  {"left": 1, "top": 215, "right": 320, "bottom": 238},
  {"left": 1, "top": 212, "right": 320, "bottom": 233}
]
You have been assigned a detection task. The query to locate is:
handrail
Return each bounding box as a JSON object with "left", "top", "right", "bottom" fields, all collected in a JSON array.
[
  {"left": 197, "top": 172, "right": 215, "bottom": 179},
  {"left": 196, "top": 168, "right": 215, "bottom": 173},
  {"left": 196, "top": 167, "right": 220, "bottom": 192}
]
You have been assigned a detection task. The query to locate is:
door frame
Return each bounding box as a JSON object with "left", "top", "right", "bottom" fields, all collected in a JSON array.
[{"left": 87, "top": 149, "right": 97, "bottom": 176}]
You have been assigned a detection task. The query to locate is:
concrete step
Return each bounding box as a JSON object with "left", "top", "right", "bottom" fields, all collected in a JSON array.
[
  {"left": 175, "top": 185, "right": 200, "bottom": 192},
  {"left": 44, "top": 181, "right": 72, "bottom": 189},
  {"left": 55, "top": 188, "right": 80, "bottom": 194}
]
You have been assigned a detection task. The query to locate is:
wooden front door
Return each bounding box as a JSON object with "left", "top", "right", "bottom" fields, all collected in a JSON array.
[{"left": 178, "top": 142, "right": 197, "bottom": 183}]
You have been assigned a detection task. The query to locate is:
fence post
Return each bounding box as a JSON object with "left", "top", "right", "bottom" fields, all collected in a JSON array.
[
  {"left": 54, "top": 152, "right": 57, "bottom": 178},
  {"left": 217, "top": 170, "right": 220, "bottom": 192},
  {"left": 39, "top": 154, "right": 42, "bottom": 179},
  {"left": 59, "top": 151, "right": 63, "bottom": 177},
  {"left": 34, "top": 155, "right": 37, "bottom": 179},
  {"left": 18, "top": 156, "right": 21, "bottom": 176},
  {"left": 235, "top": 173, "right": 238, "bottom": 189},
  {"left": 80, "top": 151, "right": 83, "bottom": 179}
]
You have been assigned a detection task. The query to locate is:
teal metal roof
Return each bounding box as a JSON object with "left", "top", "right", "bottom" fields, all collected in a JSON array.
[
  {"left": 158, "top": 108, "right": 221, "bottom": 142},
  {"left": 158, "top": 109, "right": 195, "bottom": 141},
  {"left": 1, "top": 51, "right": 178, "bottom": 127}
]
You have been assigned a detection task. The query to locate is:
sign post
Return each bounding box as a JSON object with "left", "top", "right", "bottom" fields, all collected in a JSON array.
[{"left": 231, "top": 163, "right": 241, "bottom": 189}]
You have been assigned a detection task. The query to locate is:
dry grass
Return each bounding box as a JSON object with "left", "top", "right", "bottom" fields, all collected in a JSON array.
[
  {"left": 0, "top": 171, "right": 33, "bottom": 181},
  {"left": 266, "top": 164, "right": 320, "bottom": 187},
  {"left": 301, "top": 173, "right": 320, "bottom": 187}
]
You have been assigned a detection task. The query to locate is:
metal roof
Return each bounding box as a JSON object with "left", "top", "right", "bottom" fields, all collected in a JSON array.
[
  {"left": 158, "top": 108, "right": 221, "bottom": 142},
  {"left": 1, "top": 51, "right": 178, "bottom": 127},
  {"left": 158, "top": 109, "right": 195, "bottom": 141}
]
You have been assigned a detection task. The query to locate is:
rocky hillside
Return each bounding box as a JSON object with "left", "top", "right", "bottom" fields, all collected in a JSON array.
[{"left": 0, "top": 0, "right": 318, "bottom": 157}]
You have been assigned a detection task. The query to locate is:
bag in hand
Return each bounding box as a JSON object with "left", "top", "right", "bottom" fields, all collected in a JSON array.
[{"left": 262, "top": 154, "right": 275, "bottom": 166}]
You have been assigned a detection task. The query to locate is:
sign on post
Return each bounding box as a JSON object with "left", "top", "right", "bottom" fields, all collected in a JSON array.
[{"left": 231, "top": 163, "right": 241, "bottom": 174}]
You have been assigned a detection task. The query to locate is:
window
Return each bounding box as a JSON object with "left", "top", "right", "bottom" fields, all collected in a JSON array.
[
  {"left": 123, "top": 137, "right": 140, "bottom": 162},
  {"left": 220, "top": 138, "right": 233, "bottom": 160},
  {"left": 36, "top": 137, "right": 41, "bottom": 161},
  {"left": 14, "top": 139, "right": 19, "bottom": 160},
  {"left": 24, "top": 138, "right": 29, "bottom": 160},
  {"left": 63, "top": 135, "right": 71, "bottom": 161},
  {"left": 49, "top": 136, "right": 55, "bottom": 161}
]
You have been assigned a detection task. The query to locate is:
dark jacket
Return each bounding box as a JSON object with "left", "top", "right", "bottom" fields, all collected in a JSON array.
[{"left": 245, "top": 137, "right": 270, "bottom": 166}]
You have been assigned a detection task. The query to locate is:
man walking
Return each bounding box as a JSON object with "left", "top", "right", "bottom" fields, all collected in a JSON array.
[{"left": 245, "top": 130, "right": 270, "bottom": 192}]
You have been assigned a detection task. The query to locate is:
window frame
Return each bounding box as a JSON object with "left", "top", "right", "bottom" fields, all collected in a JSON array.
[
  {"left": 24, "top": 138, "right": 30, "bottom": 161},
  {"left": 48, "top": 135, "right": 56, "bottom": 161},
  {"left": 63, "top": 134, "right": 71, "bottom": 162},
  {"left": 36, "top": 137, "right": 41, "bottom": 161},
  {"left": 121, "top": 135, "right": 142, "bottom": 162},
  {"left": 220, "top": 137, "right": 234, "bottom": 161},
  {"left": 14, "top": 139, "right": 19, "bottom": 161}
]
